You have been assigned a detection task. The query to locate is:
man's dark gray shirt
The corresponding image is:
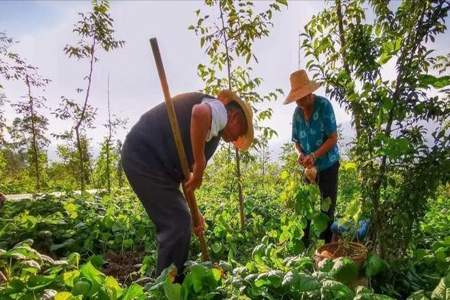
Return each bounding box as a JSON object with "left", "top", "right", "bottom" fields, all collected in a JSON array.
[{"left": 122, "top": 92, "right": 221, "bottom": 182}]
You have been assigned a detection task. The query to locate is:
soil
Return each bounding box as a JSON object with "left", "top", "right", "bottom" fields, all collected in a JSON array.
[{"left": 103, "top": 250, "right": 145, "bottom": 284}]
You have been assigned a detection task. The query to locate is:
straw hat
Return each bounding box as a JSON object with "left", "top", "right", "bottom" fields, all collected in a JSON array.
[
  {"left": 217, "top": 90, "right": 254, "bottom": 151},
  {"left": 284, "top": 70, "right": 321, "bottom": 104}
]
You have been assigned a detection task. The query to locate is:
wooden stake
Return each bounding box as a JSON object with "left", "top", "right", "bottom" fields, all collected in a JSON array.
[{"left": 149, "top": 38, "right": 209, "bottom": 262}]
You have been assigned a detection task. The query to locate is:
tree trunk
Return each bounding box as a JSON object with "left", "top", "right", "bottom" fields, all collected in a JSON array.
[
  {"left": 370, "top": 4, "right": 429, "bottom": 257},
  {"left": 75, "top": 128, "right": 85, "bottom": 192},
  {"left": 74, "top": 38, "right": 96, "bottom": 192},
  {"left": 106, "top": 75, "right": 112, "bottom": 194},
  {"left": 25, "top": 75, "right": 41, "bottom": 191},
  {"left": 106, "top": 139, "right": 111, "bottom": 193},
  {"left": 235, "top": 148, "right": 245, "bottom": 229},
  {"left": 117, "top": 140, "right": 124, "bottom": 188},
  {"left": 220, "top": 1, "right": 245, "bottom": 229}
]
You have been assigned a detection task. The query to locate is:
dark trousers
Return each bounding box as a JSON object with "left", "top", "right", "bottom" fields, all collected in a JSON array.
[
  {"left": 303, "top": 161, "right": 340, "bottom": 246},
  {"left": 122, "top": 159, "right": 191, "bottom": 278}
]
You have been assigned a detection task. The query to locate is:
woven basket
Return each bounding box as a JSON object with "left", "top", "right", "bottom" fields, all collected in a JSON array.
[{"left": 314, "top": 241, "right": 368, "bottom": 267}]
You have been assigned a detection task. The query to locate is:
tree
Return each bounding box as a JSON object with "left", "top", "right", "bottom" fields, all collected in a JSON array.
[
  {"left": 11, "top": 72, "right": 50, "bottom": 191},
  {"left": 1, "top": 32, "right": 51, "bottom": 192},
  {"left": 53, "top": 97, "right": 97, "bottom": 190},
  {"left": 301, "top": 0, "right": 449, "bottom": 257},
  {"left": 0, "top": 126, "right": 29, "bottom": 193},
  {"left": 93, "top": 75, "right": 126, "bottom": 193},
  {"left": 190, "top": 0, "right": 285, "bottom": 228},
  {"left": 62, "top": 0, "right": 124, "bottom": 191},
  {"left": 0, "top": 32, "right": 27, "bottom": 146}
]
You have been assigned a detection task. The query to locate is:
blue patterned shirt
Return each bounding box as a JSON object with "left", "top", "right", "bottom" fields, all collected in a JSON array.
[{"left": 291, "top": 95, "right": 340, "bottom": 171}]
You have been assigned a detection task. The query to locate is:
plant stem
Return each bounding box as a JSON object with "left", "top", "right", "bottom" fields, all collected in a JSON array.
[
  {"left": 25, "top": 74, "right": 41, "bottom": 192},
  {"left": 219, "top": 0, "right": 245, "bottom": 229}
]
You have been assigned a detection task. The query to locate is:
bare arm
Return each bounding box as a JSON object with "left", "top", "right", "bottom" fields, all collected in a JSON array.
[
  {"left": 294, "top": 142, "right": 304, "bottom": 157},
  {"left": 294, "top": 142, "right": 307, "bottom": 167},
  {"left": 300, "top": 133, "right": 338, "bottom": 168},
  {"left": 185, "top": 103, "right": 211, "bottom": 191}
]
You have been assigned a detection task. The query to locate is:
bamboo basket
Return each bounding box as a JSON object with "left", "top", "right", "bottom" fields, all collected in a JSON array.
[{"left": 314, "top": 241, "right": 368, "bottom": 267}]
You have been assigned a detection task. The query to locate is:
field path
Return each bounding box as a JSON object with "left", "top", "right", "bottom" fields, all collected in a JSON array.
[{"left": 5, "top": 189, "right": 102, "bottom": 201}]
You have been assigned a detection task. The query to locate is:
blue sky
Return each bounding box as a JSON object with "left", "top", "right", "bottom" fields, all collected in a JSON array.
[
  {"left": 1, "top": 1, "right": 449, "bottom": 159},
  {"left": 0, "top": 1, "right": 57, "bottom": 33}
]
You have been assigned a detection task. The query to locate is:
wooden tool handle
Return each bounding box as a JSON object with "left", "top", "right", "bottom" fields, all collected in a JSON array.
[{"left": 149, "top": 38, "right": 209, "bottom": 261}]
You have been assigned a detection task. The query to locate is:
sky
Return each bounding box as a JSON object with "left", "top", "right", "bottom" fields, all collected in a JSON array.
[{"left": 1, "top": 0, "right": 449, "bottom": 160}]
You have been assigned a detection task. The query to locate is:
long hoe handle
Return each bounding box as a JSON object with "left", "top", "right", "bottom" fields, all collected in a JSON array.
[{"left": 149, "top": 38, "right": 209, "bottom": 262}]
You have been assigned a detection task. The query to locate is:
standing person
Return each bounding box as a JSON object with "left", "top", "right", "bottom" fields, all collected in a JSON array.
[
  {"left": 121, "top": 90, "right": 253, "bottom": 278},
  {"left": 284, "top": 70, "right": 340, "bottom": 247}
]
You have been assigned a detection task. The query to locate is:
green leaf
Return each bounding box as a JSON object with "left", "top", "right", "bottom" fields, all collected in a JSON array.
[
  {"left": 418, "top": 74, "right": 450, "bottom": 89},
  {"left": 187, "top": 264, "right": 217, "bottom": 293},
  {"left": 267, "top": 270, "right": 284, "bottom": 288},
  {"left": 211, "top": 242, "right": 222, "bottom": 254},
  {"left": 63, "top": 270, "right": 80, "bottom": 288},
  {"left": 342, "top": 162, "right": 357, "bottom": 171},
  {"left": 122, "top": 283, "right": 145, "bottom": 300},
  {"left": 431, "top": 274, "right": 450, "bottom": 300},
  {"left": 27, "top": 274, "right": 58, "bottom": 291},
  {"left": 105, "top": 276, "right": 123, "bottom": 300},
  {"left": 50, "top": 239, "right": 76, "bottom": 252},
  {"left": 318, "top": 258, "right": 334, "bottom": 273},
  {"left": 312, "top": 212, "right": 330, "bottom": 235},
  {"left": 20, "top": 259, "right": 41, "bottom": 271},
  {"left": 163, "top": 278, "right": 181, "bottom": 300},
  {"left": 80, "top": 261, "right": 104, "bottom": 283},
  {"left": 67, "top": 253, "right": 80, "bottom": 268},
  {"left": 283, "top": 271, "right": 320, "bottom": 292},
  {"left": 321, "top": 197, "right": 331, "bottom": 212},
  {"left": 282, "top": 270, "right": 297, "bottom": 287},
  {"left": 321, "top": 279, "right": 355, "bottom": 299},
  {"left": 212, "top": 268, "right": 222, "bottom": 281},
  {"left": 89, "top": 254, "right": 105, "bottom": 268},
  {"left": 255, "top": 270, "right": 283, "bottom": 288},
  {"left": 55, "top": 292, "right": 76, "bottom": 300},
  {"left": 406, "top": 290, "right": 429, "bottom": 300},
  {"left": 252, "top": 244, "right": 266, "bottom": 259},
  {"left": 393, "top": 37, "right": 402, "bottom": 52},
  {"left": 79, "top": 261, "right": 105, "bottom": 295},
  {"left": 382, "top": 137, "right": 411, "bottom": 158},
  {"left": 378, "top": 52, "right": 392, "bottom": 65},
  {"left": 72, "top": 278, "right": 91, "bottom": 297},
  {"left": 64, "top": 202, "right": 78, "bottom": 219},
  {"left": 374, "top": 24, "right": 382, "bottom": 37},
  {"left": 8, "top": 245, "right": 40, "bottom": 261},
  {"left": 331, "top": 257, "right": 359, "bottom": 285},
  {"left": 364, "top": 254, "right": 387, "bottom": 277}
]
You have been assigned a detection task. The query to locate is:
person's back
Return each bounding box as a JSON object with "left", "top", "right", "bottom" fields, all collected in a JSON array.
[{"left": 122, "top": 92, "right": 220, "bottom": 182}]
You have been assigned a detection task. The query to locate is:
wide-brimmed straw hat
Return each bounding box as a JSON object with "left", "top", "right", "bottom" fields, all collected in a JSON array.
[
  {"left": 284, "top": 69, "right": 320, "bottom": 104},
  {"left": 217, "top": 90, "right": 254, "bottom": 151}
]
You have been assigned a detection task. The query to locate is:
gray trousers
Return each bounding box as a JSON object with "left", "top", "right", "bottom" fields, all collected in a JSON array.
[{"left": 122, "top": 159, "right": 192, "bottom": 277}]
